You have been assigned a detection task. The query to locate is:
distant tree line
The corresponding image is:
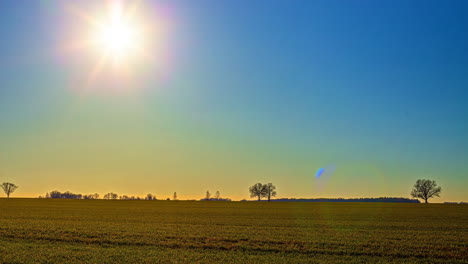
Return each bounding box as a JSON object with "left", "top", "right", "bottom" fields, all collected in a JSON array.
[
  {"left": 245, "top": 179, "right": 443, "bottom": 203},
  {"left": 39, "top": 190, "right": 233, "bottom": 201},
  {"left": 45, "top": 191, "right": 98, "bottom": 199},
  {"left": 119, "top": 194, "right": 157, "bottom": 200},
  {"left": 200, "top": 190, "right": 231, "bottom": 201},
  {"left": 2, "top": 178, "right": 445, "bottom": 204},
  {"left": 268, "top": 197, "right": 420, "bottom": 203},
  {"left": 103, "top": 193, "right": 118, "bottom": 200},
  {"left": 84, "top": 194, "right": 100, "bottom": 199},
  {"left": 42, "top": 191, "right": 158, "bottom": 200},
  {"left": 146, "top": 194, "right": 157, "bottom": 200}
]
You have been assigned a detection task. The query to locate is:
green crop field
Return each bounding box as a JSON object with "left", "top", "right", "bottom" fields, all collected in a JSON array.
[{"left": 0, "top": 199, "right": 466, "bottom": 263}]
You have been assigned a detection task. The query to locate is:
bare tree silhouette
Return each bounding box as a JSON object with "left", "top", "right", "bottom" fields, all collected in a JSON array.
[
  {"left": 411, "top": 179, "right": 441, "bottom": 203},
  {"left": 1, "top": 182, "right": 18, "bottom": 198},
  {"left": 264, "top": 183, "right": 277, "bottom": 202},
  {"left": 249, "top": 183, "right": 267, "bottom": 201},
  {"left": 173, "top": 192, "right": 177, "bottom": 200}
]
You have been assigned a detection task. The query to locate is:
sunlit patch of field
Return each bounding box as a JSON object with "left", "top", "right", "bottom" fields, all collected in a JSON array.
[{"left": 0, "top": 199, "right": 466, "bottom": 263}]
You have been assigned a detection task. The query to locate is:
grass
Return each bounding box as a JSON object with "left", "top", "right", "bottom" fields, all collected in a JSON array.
[{"left": 0, "top": 199, "right": 466, "bottom": 263}]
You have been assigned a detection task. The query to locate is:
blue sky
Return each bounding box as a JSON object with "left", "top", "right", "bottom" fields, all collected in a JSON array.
[{"left": 0, "top": 0, "right": 467, "bottom": 201}]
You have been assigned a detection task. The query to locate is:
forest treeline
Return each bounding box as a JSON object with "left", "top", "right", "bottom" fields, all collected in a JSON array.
[
  {"left": 268, "top": 197, "right": 420, "bottom": 203},
  {"left": 39, "top": 190, "right": 231, "bottom": 201}
]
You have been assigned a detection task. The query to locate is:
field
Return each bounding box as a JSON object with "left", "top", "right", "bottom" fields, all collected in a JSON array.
[{"left": 0, "top": 199, "right": 466, "bottom": 263}]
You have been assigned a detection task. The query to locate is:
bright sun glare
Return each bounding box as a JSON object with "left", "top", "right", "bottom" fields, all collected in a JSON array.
[
  {"left": 99, "top": 21, "right": 134, "bottom": 56},
  {"left": 66, "top": 0, "right": 160, "bottom": 91},
  {"left": 83, "top": 1, "right": 143, "bottom": 64},
  {"left": 92, "top": 2, "right": 143, "bottom": 63}
]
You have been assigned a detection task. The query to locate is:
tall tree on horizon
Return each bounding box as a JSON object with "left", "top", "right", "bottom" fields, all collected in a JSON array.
[
  {"left": 1, "top": 182, "right": 18, "bottom": 198},
  {"left": 264, "top": 183, "right": 277, "bottom": 202},
  {"left": 249, "top": 183, "right": 267, "bottom": 201},
  {"left": 411, "top": 179, "right": 442, "bottom": 203}
]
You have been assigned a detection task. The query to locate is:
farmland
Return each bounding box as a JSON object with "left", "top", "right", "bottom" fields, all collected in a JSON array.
[{"left": 0, "top": 199, "right": 466, "bottom": 263}]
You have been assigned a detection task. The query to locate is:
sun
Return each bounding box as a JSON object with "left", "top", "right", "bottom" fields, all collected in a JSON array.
[
  {"left": 90, "top": 2, "right": 144, "bottom": 63},
  {"left": 95, "top": 13, "right": 140, "bottom": 61},
  {"left": 62, "top": 0, "right": 163, "bottom": 93},
  {"left": 98, "top": 20, "right": 136, "bottom": 58}
]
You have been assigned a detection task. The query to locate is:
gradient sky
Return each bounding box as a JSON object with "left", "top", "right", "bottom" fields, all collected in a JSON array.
[{"left": 0, "top": 0, "right": 467, "bottom": 202}]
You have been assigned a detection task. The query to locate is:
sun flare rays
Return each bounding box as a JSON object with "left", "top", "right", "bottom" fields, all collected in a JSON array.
[
  {"left": 62, "top": 0, "right": 161, "bottom": 94},
  {"left": 92, "top": 1, "right": 143, "bottom": 62}
]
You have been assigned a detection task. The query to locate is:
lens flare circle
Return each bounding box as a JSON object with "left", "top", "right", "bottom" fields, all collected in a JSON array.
[
  {"left": 314, "top": 164, "right": 337, "bottom": 192},
  {"left": 315, "top": 165, "right": 336, "bottom": 179},
  {"left": 316, "top": 168, "right": 325, "bottom": 178}
]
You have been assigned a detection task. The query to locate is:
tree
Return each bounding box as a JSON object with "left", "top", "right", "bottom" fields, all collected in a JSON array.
[
  {"left": 1, "top": 182, "right": 18, "bottom": 198},
  {"left": 214, "top": 191, "right": 220, "bottom": 200},
  {"left": 145, "top": 194, "right": 156, "bottom": 200},
  {"left": 83, "top": 193, "right": 100, "bottom": 199},
  {"left": 48, "top": 191, "right": 83, "bottom": 199},
  {"left": 49, "top": 191, "right": 62, "bottom": 198},
  {"left": 104, "top": 193, "right": 118, "bottom": 200},
  {"left": 205, "top": 190, "right": 211, "bottom": 200},
  {"left": 249, "top": 183, "right": 267, "bottom": 201},
  {"left": 264, "top": 183, "right": 277, "bottom": 202},
  {"left": 173, "top": 192, "right": 177, "bottom": 200},
  {"left": 411, "top": 179, "right": 442, "bottom": 203}
]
